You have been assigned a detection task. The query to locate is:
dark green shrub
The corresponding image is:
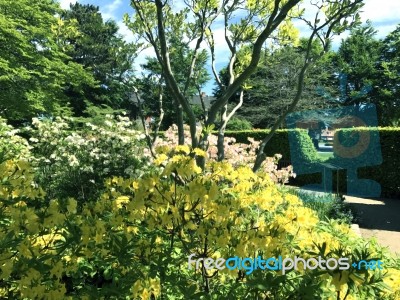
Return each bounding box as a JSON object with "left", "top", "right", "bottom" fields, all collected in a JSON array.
[
  {"left": 225, "top": 117, "right": 253, "bottom": 131},
  {"left": 331, "top": 127, "right": 400, "bottom": 198}
]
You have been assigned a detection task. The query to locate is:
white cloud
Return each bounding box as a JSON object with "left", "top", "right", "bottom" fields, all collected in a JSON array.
[
  {"left": 117, "top": 21, "right": 135, "bottom": 43},
  {"left": 355, "top": 0, "right": 399, "bottom": 38},
  {"left": 59, "top": 0, "right": 76, "bottom": 9},
  {"left": 99, "top": 0, "right": 134, "bottom": 45},
  {"left": 101, "top": 0, "right": 123, "bottom": 21},
  {"left": 360, "top": 0, "right": 400, "bottom": 24}
]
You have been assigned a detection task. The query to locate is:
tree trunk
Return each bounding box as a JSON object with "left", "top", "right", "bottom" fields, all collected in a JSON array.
[
  {"left": 217, "top": 105, "right": 227, "bottom": 161},
  {"left": 253, "top": 36, "right": 315, "bottom": 172},
  {"left": 176, "top": 100, "right": 184, "bottom": 145}
]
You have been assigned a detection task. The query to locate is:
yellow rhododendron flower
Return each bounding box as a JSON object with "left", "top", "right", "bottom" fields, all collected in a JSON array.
[
  {"left": 192, "top": 148, "right": 207, "bottom": 157},
  {"left": 174, "top": 145, "right": 190, "bottom": 154},
  {"left": 115, "top": 195, "right": 130, "bottom": 209},
  {"left": 154, "top": 153, "right": 168, "bottom": 166}
]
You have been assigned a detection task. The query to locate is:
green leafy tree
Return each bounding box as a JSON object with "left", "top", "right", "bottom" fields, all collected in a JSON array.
[
  {"left": 125, "top": 0, "right": 364, "bottom": 170},
  {"left": 334, "top": 22, "right": 382, "bottom": 108},
  {"left": 378, "top": 24, "right": 400, "bottom": 125},
  {"left": 0, "top": 0, "right": 95, "bottom": 122},
  {"left": 138, "top": 38, "right": 209, "bottom": 130},
  {"left": 61, "top": 3, "right": 138, "bottom": 115},
  {"left": 214, "top": 40, "right": 339, "bottom": 129}
]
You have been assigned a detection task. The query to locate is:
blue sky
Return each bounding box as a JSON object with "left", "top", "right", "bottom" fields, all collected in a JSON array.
[{"left": 59, "top": 0, "right": 400, "bottom": 95}]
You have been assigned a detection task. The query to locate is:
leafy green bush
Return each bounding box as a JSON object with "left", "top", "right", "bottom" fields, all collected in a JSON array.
[{"left": 225, "top": 117, "right": 253, "bottom": 131}]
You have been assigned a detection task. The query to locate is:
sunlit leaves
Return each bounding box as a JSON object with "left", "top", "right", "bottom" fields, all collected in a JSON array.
[
  {"left": 0, "top": 0, "right": 96, "bottom": 120},
  {"left": 277, "top": 19, "right": 300, "bottom": 46}
]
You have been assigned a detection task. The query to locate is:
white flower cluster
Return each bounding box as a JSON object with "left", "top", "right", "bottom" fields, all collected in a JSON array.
[
  {"left": 27, "top": 115, "right": 150, "bottom": 199},
  {"left": 0, "top": 118, "right": 32, "bottom": 162}
]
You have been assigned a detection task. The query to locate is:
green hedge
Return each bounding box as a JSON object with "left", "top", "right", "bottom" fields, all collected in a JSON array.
[
  {"left": 225, "top": 128, "right": 400, "bottom": 199},
  {"left": 334, "top": 127, "right": 400, "bottom": 198}
]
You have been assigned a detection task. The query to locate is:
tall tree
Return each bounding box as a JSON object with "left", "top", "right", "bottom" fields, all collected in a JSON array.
[
  {"left": 125, "top": 0, "right": 363, "bottom": 170},
  {"left": 378, "top": 24, "right": 400, "bottom": 125},
  {"left": 334, "top": 22, "right": 382, "bottom": 109},
  {"left": 61, "top": 3, "right": 138, "bottom": 115},
  {"left": 138, "top": 38, "right": 210, "bottom": 131},
  {"left": 214, "top": 39, "right": 339, "bottom": 129},
  {"left": 0, "top": 0, "right": 95, "bottom": 122}
]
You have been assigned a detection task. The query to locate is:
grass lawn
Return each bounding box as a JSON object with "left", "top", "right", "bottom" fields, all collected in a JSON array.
[{"left": 317, "top": 151, "right": 334, "bottom": 161}]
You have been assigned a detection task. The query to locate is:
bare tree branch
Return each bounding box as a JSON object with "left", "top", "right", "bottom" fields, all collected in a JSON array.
[
  {"left": 154, "top": 0, "right": 198, "bottom": 147},
  {"left": 206, "top": 26, "right": 222, "bottom": 88},
  {"left": 132, "top": 86, "right": 157, "bottom": 159},
  {"left": 152, "top": 76, "right": 165, "bottom": 146},
  {"left": 252, "top": 0, "right": 364, "bottom": 171},
  {"left": 205, "top": 0, "right": 300, "bottom": 127}
]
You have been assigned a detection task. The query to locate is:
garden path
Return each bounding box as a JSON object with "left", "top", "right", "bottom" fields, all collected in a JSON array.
[{"left": 343, "top": 196, "right": 400, "bottom": 256}]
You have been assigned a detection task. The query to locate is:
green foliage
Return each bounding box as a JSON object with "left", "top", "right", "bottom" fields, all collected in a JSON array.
[
  {"left": 335, "top": 22, "right": 382, "bottom": 107},
  {"left": 61, "top": 3, "right": 138, "bottom": 115},
  {"left": 138, "top": 42, "right": 210, "bottom": 129},
  {"left": 74, "top": 103, "right": 127, "bottom": 126},
  {"left": 225, "top": 117, "right": 253, "bottom": 131},
  {"left": 289, "top": 129, "right": 320, "bottom": 163},
  {"left": 214, "top": 42, "right": 339, "bottom": 128},
  {"left": 212, "top": 21, "right": 400, "bottom": 129},
  {"left": 0, "top": 0, "right": 95, "bottom": 121},
  {"left": 333, "top": 127, "right": 400, "bottom": 198},
  {"left": 332, "top": 22, "right": 400, "bottom": 125},
  {"left": 318, "top": 151, "right": 334, "bottom": 161},
  {"left": 379, "top": 24, "right": 400, "bottom": 124}
]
